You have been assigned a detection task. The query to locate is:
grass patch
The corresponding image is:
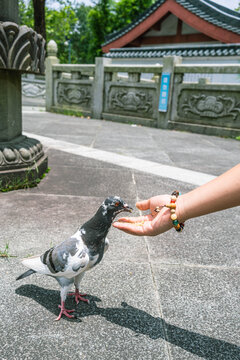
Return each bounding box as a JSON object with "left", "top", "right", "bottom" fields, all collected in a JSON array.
[
  {"left": 0, "top": 243, "right": 17, "bottom": 258},
  {"left": 236, "top": 136, "right": 240, "bottom": 141},
  {"left": 0, "top": 167, "right": 51, "bottom": 192},
  {"left": 50, "top": 107, "right": 85, "bottom": 118}
]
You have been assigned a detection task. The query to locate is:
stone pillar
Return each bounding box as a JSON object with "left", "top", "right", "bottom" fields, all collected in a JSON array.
[
  {"left": 0, "top": 0, "right": 19, "bottom": 22},
  {"left": 0, "top": 0, "right": 48, "bottom": 186},
  {"left": 157, "top": 56, "right": 182, "bottom": 129},
  {"left": 92, "top": 57, "right": 112, "bottom": 119},
  {"left": 0, "top": 71, "right": 22, "bottom": 141},
  {"left": 45, "top": 40, "right": 59, "bottom": 111}
]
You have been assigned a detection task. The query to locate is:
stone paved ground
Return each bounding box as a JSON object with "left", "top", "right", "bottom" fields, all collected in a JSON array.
[{"left": 0, "top": 109, "right": 239, "bottom": 360}]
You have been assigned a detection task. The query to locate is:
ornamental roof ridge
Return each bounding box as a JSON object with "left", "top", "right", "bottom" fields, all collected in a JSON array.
[
  {"left": 102, "top": 0, "right": 240, "bottom": 46},
  {"left": 103, "top": 43, "right": 240, "bottom": 58}
]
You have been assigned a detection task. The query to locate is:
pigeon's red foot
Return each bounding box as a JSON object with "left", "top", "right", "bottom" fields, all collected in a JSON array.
[
  {"left": 68, "top": 288, "right": 90, "bottom": 305},
  {"left": 55, "top": 300, "right": 75, "bottom": 321}
]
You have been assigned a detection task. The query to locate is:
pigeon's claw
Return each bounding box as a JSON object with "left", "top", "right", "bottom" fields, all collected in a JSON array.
[
  {"left": 68, "top": 288, "right": 90, "bottom": 305},
  {"left": 55, "top": 301, "right": 75, "bottom": 321}
]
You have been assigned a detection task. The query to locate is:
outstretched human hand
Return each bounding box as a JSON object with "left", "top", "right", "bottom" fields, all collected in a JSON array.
[
  {"left": 114, "top": 164, "right": 240, "bottom": 237},
  {"left": 113, "top": 195, "right": 175, "bottom": 236}
]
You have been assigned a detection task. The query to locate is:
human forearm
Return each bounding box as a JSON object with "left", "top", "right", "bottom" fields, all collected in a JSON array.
[{"left": 177, "top": 164, "right": 240, "bottom": 223}]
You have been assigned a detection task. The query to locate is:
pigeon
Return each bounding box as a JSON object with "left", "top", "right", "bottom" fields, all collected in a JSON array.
[{"left": 16, "top": 196, "right": 132, "bottom": 320}]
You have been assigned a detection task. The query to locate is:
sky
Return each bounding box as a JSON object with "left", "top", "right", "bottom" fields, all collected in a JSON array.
[{"left": 47, "top": 0, "right": 239, "bottom": 11}]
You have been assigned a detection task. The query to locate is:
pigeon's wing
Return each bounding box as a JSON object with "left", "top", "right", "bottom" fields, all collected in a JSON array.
[
  {"left": 42, "top": 237, "right": 89, "bottom": 277},
  {"left": 22, "top": 234, "right": 89, "bottom": 278}
]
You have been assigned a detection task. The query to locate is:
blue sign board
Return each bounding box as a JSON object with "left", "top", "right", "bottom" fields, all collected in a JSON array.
[{"left": 158, "top": 72, "right": 171, "bottom": 112}]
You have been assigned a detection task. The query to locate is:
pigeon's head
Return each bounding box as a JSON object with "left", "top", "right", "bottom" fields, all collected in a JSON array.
[{"left": 102, "top": 196, "right": 133, "bottom": 219}]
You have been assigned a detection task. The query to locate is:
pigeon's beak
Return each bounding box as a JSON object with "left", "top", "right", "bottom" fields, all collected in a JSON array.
[{"left": 123, "top": 203, "right": 133, "bottom": 213}]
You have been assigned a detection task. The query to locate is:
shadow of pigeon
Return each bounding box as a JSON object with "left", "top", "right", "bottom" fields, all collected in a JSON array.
[
  {"left": 16, "top": 284, "right": 101, "bottom": 322},
  {"left": 16, "top": 285, "right": 240, "bottom": 359}
]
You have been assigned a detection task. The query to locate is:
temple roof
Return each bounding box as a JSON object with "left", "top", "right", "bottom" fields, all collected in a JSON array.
[
  {"left": 104, "top": 43, "right": 240, "bottom": 58},
  {"left": 102, "top": 0, "right": 240, "bottom": 51}
]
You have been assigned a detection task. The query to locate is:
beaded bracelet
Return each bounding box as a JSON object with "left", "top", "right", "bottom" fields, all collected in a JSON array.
[{"left": 155, "top": 191, "right": 185, "bottom": 232}]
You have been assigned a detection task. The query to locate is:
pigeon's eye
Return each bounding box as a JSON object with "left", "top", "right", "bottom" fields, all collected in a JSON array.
[{"left": 115, "top": 202, "right": 120, "bottom": 207}]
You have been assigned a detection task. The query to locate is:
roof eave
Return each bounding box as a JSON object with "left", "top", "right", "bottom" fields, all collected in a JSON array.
[{"left": 102, "top": 0, "right": 240, "bottom": 53}]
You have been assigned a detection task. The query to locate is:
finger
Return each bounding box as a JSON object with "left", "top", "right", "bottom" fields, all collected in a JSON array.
[
  {"left": 113, "top": 221, "right": 148, "bottom": 235},
  {"left": 114, "top": 214, "right": 152, "bottom": 223},
  {"left": 136, "top": 199, "right": 150, "bottom": 211},
  {"left": 113, "top": 220, "right": 156, "bottom": 236}
]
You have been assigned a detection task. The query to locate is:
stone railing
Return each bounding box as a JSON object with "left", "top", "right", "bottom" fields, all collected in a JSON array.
[
  {"left": 171, "top": 64, "right": 240, "bottom": 137},
  {"left": 50, "top": 64, "right": 95, "bottom": 117},
  {"left": 22, "top": 74, "right": 45, "bottom": 106},
  {"left": 45, "top": 42, "right": 240, "bottom": 137},
  {"left": 102, "top": 64, "right": 163, "bottom": 127}
]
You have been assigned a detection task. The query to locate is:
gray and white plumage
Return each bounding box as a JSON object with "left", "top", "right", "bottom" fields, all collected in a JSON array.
[{"left": 16, "top": 196, "right": 132, "bottom": 320}]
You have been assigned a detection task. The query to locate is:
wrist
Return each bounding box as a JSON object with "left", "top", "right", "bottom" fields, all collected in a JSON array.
[
  {"left": 176, "top": 193, "right": 187, "bottom": 223},
  {"left": 166, "top": 191, "right": 185, "bottom": 232}
]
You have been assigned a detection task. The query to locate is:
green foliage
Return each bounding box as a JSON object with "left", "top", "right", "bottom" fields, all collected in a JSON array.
[
  {"left": 50, "top": 107, "right": 84, "bottom": 117},
  {"left": 19, "top": 0, "right": 78, "bottom": 63},
  {"left": 71, "top": 4, "right": 93, "bottom": 63},
  {"left": 45, "top": 5, "right": 78, "bottom": 63},
  {"left": 19, "top": 0, "right": 155, "bottom": 63},
  {"left": 87, "top": 0, "right": 114, "bottom": 59},
  {"left": 0, "top": 243, "right": 17, "bottom": 258},
  {"left": 19, "top": 0, "right": 34, "bottom": 28},
  {"left": 112, "top": 0, "right": 154, "bottom": 32},
  {"left": 0, "top": 167, "right": 51, "bottom": 192}
]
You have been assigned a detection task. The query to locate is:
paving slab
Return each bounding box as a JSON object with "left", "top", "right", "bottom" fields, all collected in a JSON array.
[
  {"left": 153, "top": 265, "right": 240, "bottom": 360},
  {"left": 0, "top": 110, "right": 239, "bottom": 360},
  {"left": 0, "top": 260, "right": 168, "bottom": 360},
  {"left": 30, "top": 164, "right": 136, "bottom": 199},
  {"left": 22, "top": 111, "right": 240, "bottom": 176}
]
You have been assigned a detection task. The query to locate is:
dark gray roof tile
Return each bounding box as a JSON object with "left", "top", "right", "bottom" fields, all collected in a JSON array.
[
  {"left": 103, "top": 0, "right": 240, "bottom": 46},
  {"left": 104, "top": 43, "right": 240, "bottom": 58}
]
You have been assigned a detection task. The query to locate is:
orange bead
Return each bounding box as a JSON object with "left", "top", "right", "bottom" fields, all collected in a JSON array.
[{"left": 166, "top": 203, "right": 176, "bottom": 209}]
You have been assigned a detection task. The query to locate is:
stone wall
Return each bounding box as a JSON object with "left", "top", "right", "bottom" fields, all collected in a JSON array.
[{"left": 45, "top": 47, "right": 240, "bottom": 137}]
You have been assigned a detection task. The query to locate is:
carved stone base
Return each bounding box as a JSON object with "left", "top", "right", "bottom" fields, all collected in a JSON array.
[{"left": 0, "top": 135, "right": 48, "bottom": 187}]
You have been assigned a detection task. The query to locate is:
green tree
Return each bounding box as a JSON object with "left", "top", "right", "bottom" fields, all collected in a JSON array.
[
  {"left": 86, "top": 0, "right": 155, "bottom": 60},
  {"left": 45, "top": 4, "right": 78, "bottom": 63},
  {"left": 87, "top": 0, "right": 114, "bottom": 59},
  {"left": 19, "top": 0, "right": 156, "bottom": 63},
  {"left": 19, "top": 0, "right": 78, "bottom": 63},
  {"left": 71, "top": 4, "right": 93, "bottom": 64},
  {"left": 112, "top": 0, "right": 154, "bottom": 31},
  {"left": 19, "top": 0, "right": 34, "bottom": 28}
]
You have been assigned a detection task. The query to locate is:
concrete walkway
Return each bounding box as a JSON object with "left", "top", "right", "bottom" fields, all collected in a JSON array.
[{"left": 0, "top": 108, "right": 239, "bottom": 360}]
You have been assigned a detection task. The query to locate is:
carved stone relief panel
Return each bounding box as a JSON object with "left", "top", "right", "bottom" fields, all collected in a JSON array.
[
  {"left": 106, "top": 85, "right": 157, "bottom": 119},
  {"left": 56, "top": 82, "right": 92, "bottom": 109},
  {"left": 177, "top": 89, "right": 240, "bottom": 128},
  {"left": 22, "top": 82, "right": 45, "bottom": 98}
]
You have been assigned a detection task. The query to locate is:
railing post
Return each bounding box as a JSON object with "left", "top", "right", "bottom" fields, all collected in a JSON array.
[
  {"left": 45, "top": 40, "right": 59, "bottom": 111},
  {"left": 128, "top": 72, "right": 141, "bottom": 82},
  {"left": 157, "top": 56, "right": 182, "bottom": 129},
  {"left": 92, "top": 57, "right": 112, "bottom": 119}
]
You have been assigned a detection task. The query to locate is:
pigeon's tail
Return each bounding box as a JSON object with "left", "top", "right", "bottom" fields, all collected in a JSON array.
[{"left": 16, "top": 269, "right": 36, "bottom": 281}]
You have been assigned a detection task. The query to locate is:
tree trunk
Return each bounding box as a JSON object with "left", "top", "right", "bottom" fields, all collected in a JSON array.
[{"left": 32, "top": 0, "right": 46, "bottom": 40}]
